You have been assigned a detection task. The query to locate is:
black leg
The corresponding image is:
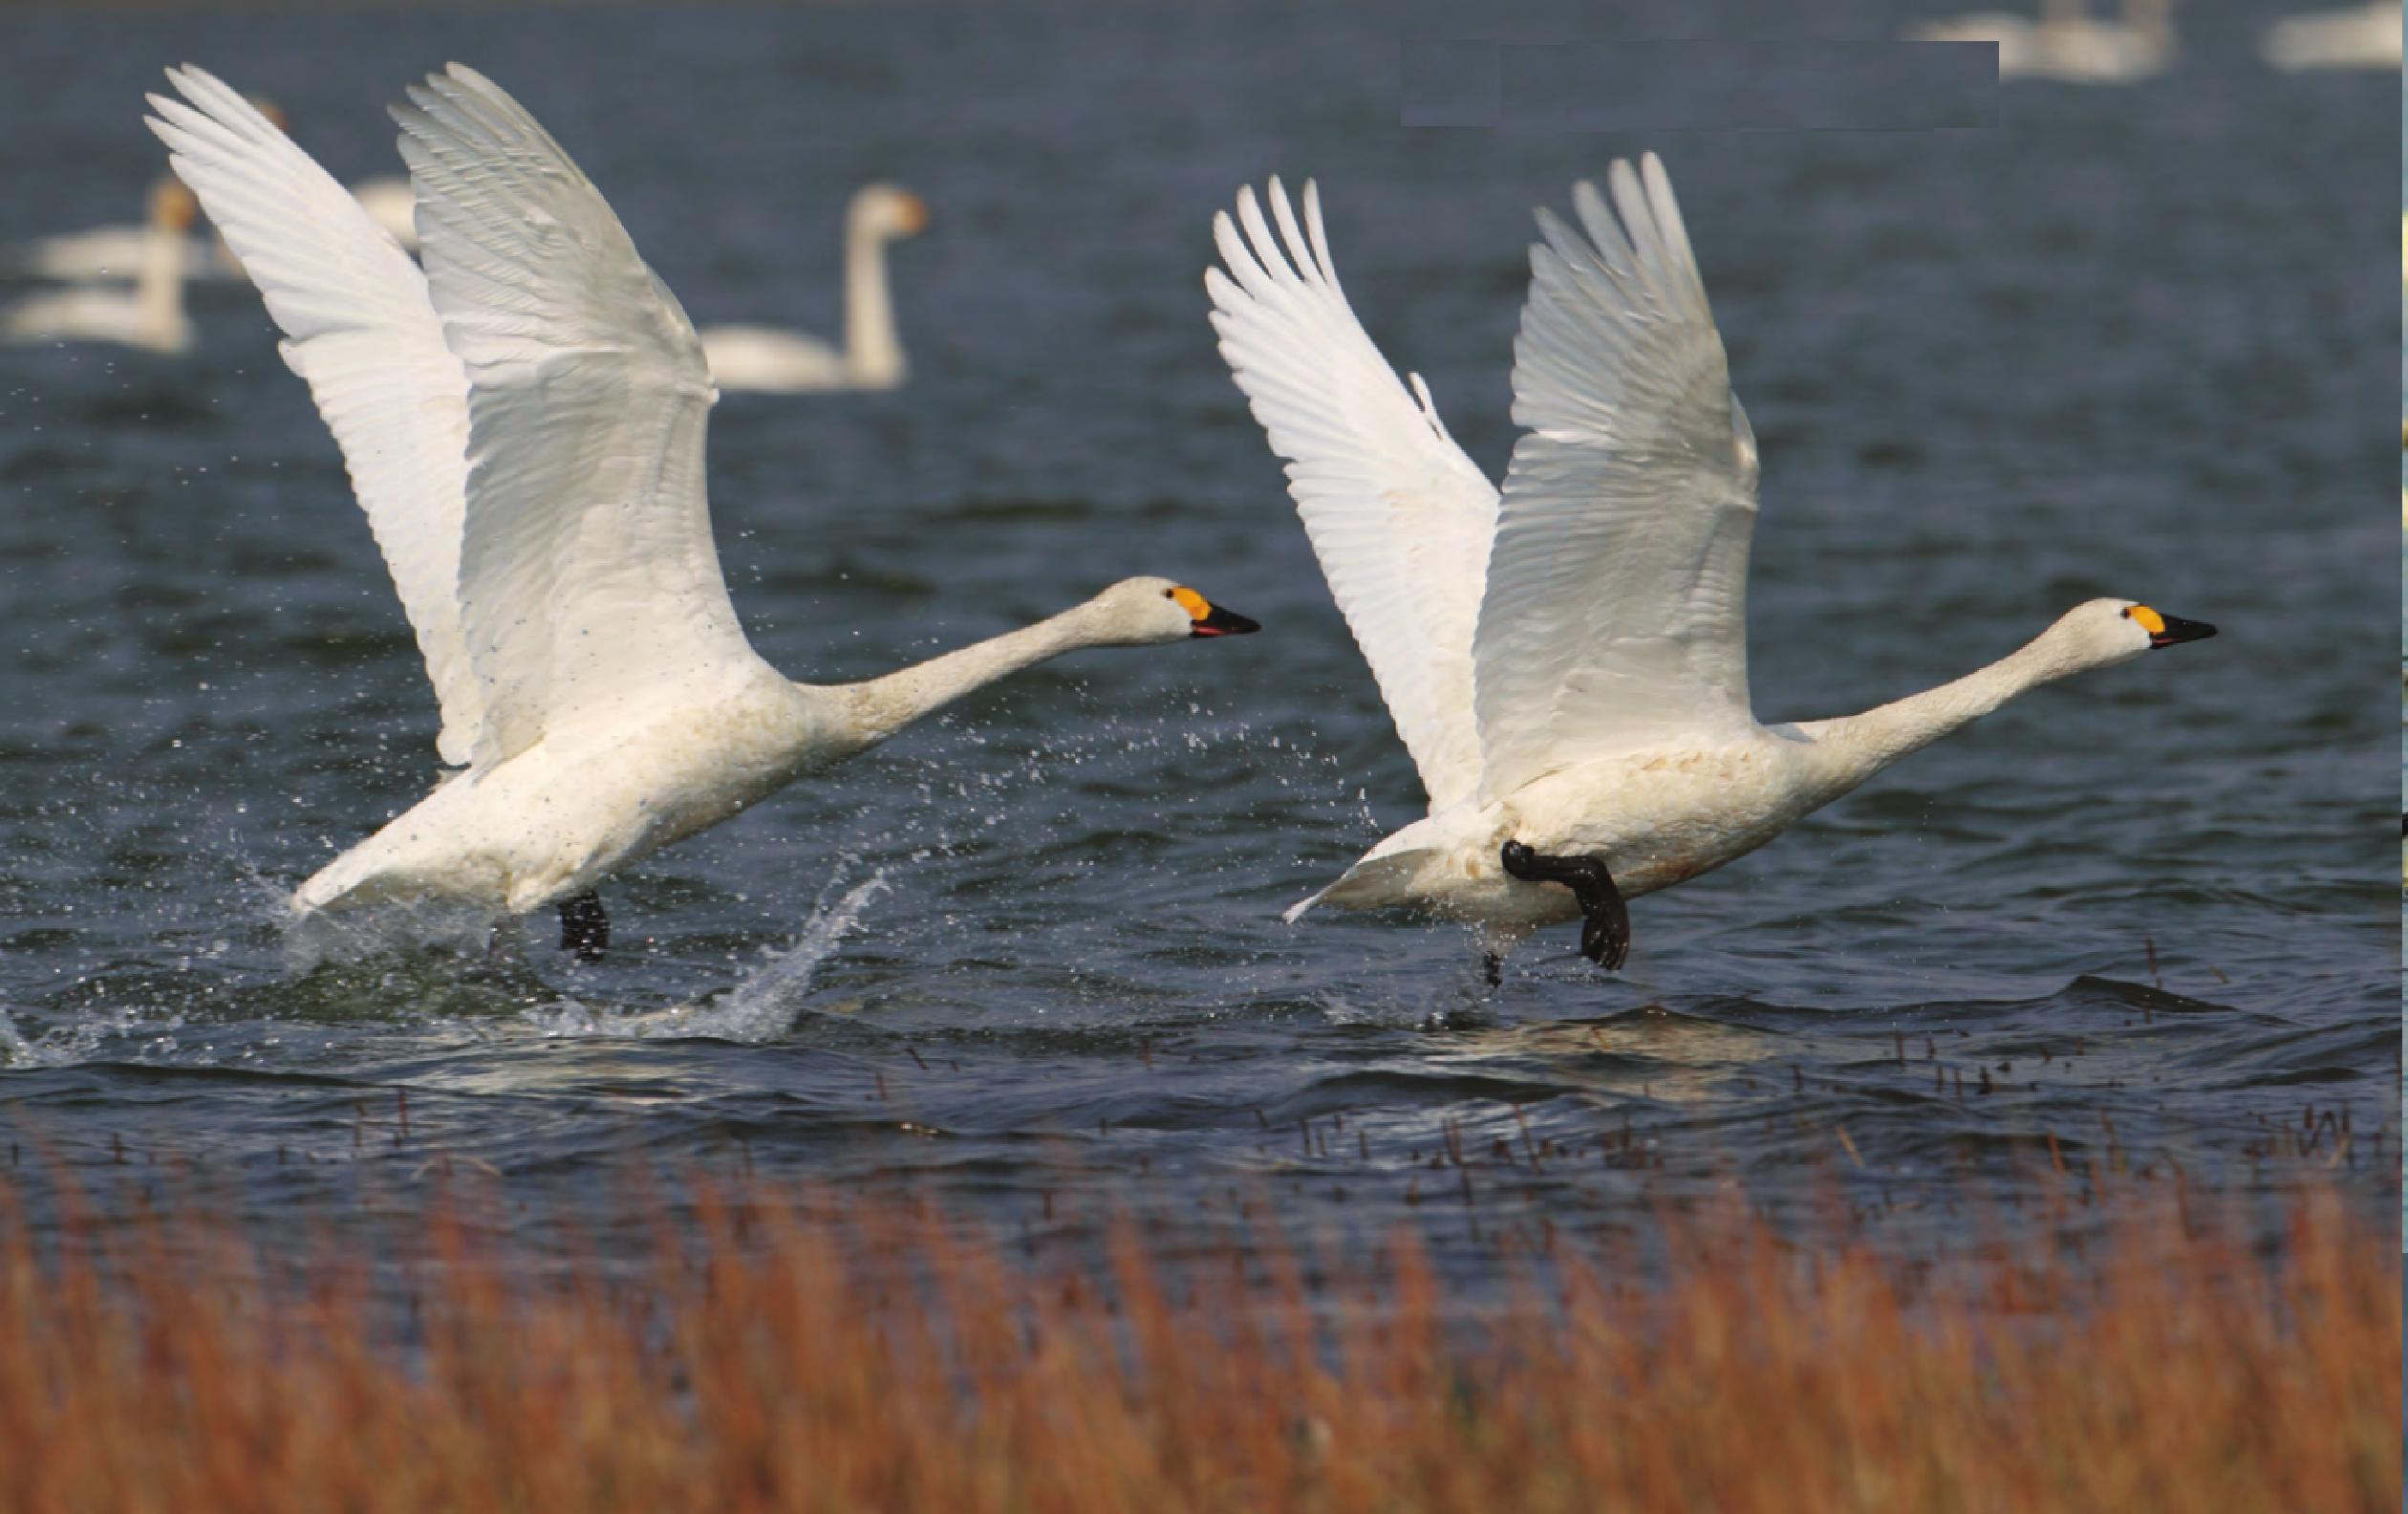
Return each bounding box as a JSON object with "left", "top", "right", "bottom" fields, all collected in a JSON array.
[
  {"left": 558, "top": 890, "right": 610, "bottom": 962},
  {"left": 1481, "top": 951, "right": 1504, "bottom": 989},
  {"left": 1500, "top": 841, "right": 1631, "bottom": 971}
]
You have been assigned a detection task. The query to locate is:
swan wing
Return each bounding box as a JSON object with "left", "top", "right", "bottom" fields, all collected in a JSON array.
[
  {"left": 1472, "top": 155, "right": 1762, "bottom": 803},
  {"left": 393, "top": 64, "right": 759, "bottom": 768},
  {"left": 1206, "top": 179, "right": 1497, "bottom": 815},
  {"left": 145, "top": 66, "right": 486, "bottom": 766}
]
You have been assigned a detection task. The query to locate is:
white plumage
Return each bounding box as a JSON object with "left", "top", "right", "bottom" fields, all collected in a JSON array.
[
  {"left": 149, "top": 64, "right": 1256, "bottom": 943},
  {"left": 1208, "top": 159, "right": 2214, "bottom": 969}
]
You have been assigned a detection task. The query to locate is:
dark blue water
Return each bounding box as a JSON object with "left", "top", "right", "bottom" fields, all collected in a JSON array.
[{"left": 0, "top": 3, "right": 2393, "bottom": 1274}]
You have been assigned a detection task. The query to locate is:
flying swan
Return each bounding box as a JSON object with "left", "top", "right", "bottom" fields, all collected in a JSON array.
[
  {"left": 147, "top": 64, "right": 1257, "bottom": 958},
  {"left": 697, "top": 184, "right": 927, "bottom": 394},
  {"left": 1206, "top": 160, "right": 2212, "bottom": 975}
]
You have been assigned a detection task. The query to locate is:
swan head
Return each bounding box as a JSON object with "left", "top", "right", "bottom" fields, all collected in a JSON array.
[
  {"left": 854, "top": 184, "right": 930, "bottom": 241},
  {"left": 2048, "top": 597, "right": 2216, "bottom": 672},
  {"left": 150, "top": 179, "right": 199, "bottom": 234},
  {"left": 1088, "top": 576, "right": 1260, "bottom": 646}
]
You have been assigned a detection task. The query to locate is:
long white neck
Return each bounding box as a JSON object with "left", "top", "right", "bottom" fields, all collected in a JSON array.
[
  {"left": 828, "top": 600, "right": 1108, "bottom": 753},
  {"left": 842, "top": 214, "right": 902, "bottom": 388},
  {"left": 1794, "top": 628, "right": 2092, "bottom": 801},
  {"left": 137, "top": 220, "right": 184, "bottom": 346}
]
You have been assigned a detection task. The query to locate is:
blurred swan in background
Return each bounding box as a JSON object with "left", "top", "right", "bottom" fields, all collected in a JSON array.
[
  {"left": 1906, "top": 0, "right": 2178, "bottom": 81},
  {"left": 2259, "top": 2, "right": 2401, "bottom": 70},
  {"left": 698, "top": 184, "right": 926, "bottom": 393},
  {"left": 148, "top": 64, "right": 1254, "bottom": 960},
  {"left": 0, "top": 180, "right": 194, "bottom": 351},
  {"left": 1, "top": 175, "right": 235, "bottom": 280},
  {"left": 3, "top": 95, "right": 416, "bottom": 283},
  {"left": 1207, "top": 161, "right": 2213, "bottom": 975},
  {"left": 345, "top": 176, "right": 421, "bottom": 248}
]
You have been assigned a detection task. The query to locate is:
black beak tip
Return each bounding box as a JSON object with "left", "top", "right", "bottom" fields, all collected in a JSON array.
[
  {"left": 2150, "top": 615, "right": 2216, "bottom": 648},
  {"left": 1192, "top": 605, "right": 1260, "bottom": 638}
]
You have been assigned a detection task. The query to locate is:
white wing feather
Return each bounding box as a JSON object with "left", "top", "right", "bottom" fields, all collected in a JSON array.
[
  {"left": 1473, "top": 155, "right": 1762, "bottom": 803},
  {"left": 145, "top": 66, "right": 486, "bottom": 766},
  {"left": 392, "top": 64, "right": 762, "bottom": 768},
  {"left": 1206, "top": 179, "right": 1497, "bottom": 815}
]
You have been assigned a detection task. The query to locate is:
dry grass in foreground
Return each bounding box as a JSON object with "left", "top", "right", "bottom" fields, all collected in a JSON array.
[{"left": 0, "top": 1179, "right": 2394, "bottom": 1513}]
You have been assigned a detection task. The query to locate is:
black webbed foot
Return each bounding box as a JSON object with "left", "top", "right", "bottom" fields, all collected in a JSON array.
[
  {"left": 1500, "top": 841, "right": 1631, "bottom": 972},
  {"left": 1480, "top": 951, "right": 1504, "bottom": 990},
  {"left": 558, "top": 890, "right": 610, "bottom": 962}
]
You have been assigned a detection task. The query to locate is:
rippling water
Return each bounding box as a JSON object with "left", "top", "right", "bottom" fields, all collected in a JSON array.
[{"left": 0, "top": 3, "right": 2393, "bottom": 1277}]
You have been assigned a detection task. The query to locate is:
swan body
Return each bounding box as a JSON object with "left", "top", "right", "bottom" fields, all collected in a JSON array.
[
  {"left": 1907, "top": 0, "right": 2177, "bottom": 81},
  {"left": 2260, "top": 2, "right": 2400, "bottom": 70},
  {"left": 0, "top": 181, "right": 195, "bottom": 352},
  {"left": 291, "top": 581, "right": 1238, "bottom": 917},
  {"left": 1207, "top": 161, "right": 2213, "bottom": 966},
  {"left": 148, "top": 65, "right": 1252, "bottom": 939},
  {"left": 697, "top": 184, "right": 925, "bottom": 393}
]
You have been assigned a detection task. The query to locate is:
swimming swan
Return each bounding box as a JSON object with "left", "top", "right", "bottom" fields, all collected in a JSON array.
[
  {"left": 1906, "top": 0, "right": 2178, "bottom": 82},
  {"left": 147, "top": 64, "right": 1256, "bottom": 958},
  {"left": 1206, "top": 160, "right": 2212, "bottom": 973},
  {"left": 0, "top": 180, "right": 195, "bottom": 353},
  {"left": 697, "top": 184, "right": 926, "bottom": 394}
]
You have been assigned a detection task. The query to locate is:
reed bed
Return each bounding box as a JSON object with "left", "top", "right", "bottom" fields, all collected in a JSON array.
[{"left": 0, "top": 1175, "right": 2392, "bottom": 1513}]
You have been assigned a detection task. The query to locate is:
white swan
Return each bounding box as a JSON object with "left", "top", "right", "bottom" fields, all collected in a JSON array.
[
  {"left": 0, "top": 176, "right": 231, "bottom": 281},
  {"left": 2260, "top": 2, "right": 2400, "bottom": 70},
  {"left": 1906, "top": 0, "right": 2178, "bottom": 82},
  {"left": 147, "top": 64, "right": 1255, "bottom": 957},
  {"left": 0, "top": 180, "right": 195, "bottom": 352},
  {"left": 697, "top": 184, "right": 926, "bottom": 394},
  {"left": 1206, "top": 161, "right": 2213, "bottom": 972}
]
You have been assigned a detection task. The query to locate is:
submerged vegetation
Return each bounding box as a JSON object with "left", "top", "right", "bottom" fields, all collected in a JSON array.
[{"left": 0, "top": 1173, "right": 2392, "bottom": 1512}]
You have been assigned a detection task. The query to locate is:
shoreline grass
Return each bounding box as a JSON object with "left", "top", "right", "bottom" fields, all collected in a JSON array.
[{"left": 0, "top": 1174, "right": 2394, "bottom": 1512}]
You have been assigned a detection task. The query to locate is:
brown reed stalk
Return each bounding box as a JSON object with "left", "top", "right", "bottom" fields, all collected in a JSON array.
[{"left": 0, "top": 1173, "right": 2390, "bottom": 1513}]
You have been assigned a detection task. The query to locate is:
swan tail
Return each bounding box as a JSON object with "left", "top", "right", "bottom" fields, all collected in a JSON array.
[
  {"left": 1280, "top": 887, "right": 1331, "bottom": 924},
  {"left": 1283, "top": 850, "right": 1433, "bottom": 922}
]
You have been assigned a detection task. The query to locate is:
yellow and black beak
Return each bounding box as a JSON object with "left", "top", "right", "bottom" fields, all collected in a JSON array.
[
  {"left": 1172, "top": 586, "right": 1260, "bottom": 638},
  {"left": 2129, "top": 604, "right": 2216, "bottom": 649}
]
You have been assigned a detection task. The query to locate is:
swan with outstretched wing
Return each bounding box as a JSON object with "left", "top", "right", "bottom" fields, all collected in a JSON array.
[
  {"left": 1209, "top": 157, "right": 2212, "bottom": 977},
  {"left": 149, "top": 64, "right": 1258, "bottom": 959}
]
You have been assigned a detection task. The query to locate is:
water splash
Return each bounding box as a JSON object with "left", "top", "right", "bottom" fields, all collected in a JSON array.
[{"left": 524, "top": 871, "right": 889, "bottom": 1044}]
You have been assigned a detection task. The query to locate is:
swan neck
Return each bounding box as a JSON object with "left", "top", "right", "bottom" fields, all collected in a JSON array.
[
  {"left": 1802, "top": 635, "right": 2068, "bottom": 793},
  {"left": 843, "top": 213, "right": 903, "bottom": 387},
  {"left": 138, "top": 221, "right": 183, "bottom": 336},
  {"left": 833, "top": 603, "right": 1097, "bottom": 750}
]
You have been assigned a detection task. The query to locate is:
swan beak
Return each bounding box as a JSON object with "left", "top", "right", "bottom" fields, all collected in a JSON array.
[
  {"left": 1173, "top": 586, "right": 1258, "bottom": 638},
  {"left": 899, "top": 193, "right": 930, "bottom": 235},
  {"left": 1191, "top": 603, "right": 1260, "bottom": 638},
  {"left": 2145, "top": 612, "right": 2216, "bottom": 648}
]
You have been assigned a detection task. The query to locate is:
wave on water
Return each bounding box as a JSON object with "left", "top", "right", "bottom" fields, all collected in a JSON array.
[{"left": 521, "top": 871, "right": 889, "bottom": 1045}]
